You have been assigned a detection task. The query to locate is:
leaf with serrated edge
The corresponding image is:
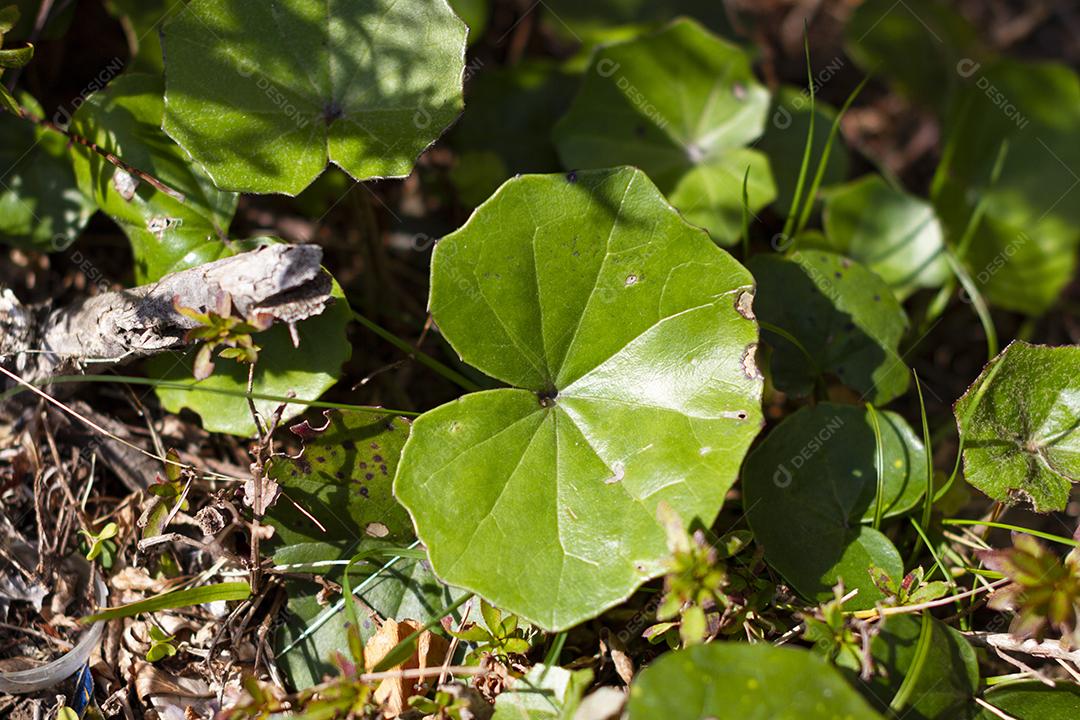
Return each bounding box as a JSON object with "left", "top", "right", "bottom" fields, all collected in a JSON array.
[
  {"left": 161, "top": 0, "right": 467, "bottom": 195},
  {"left": 395, "top": 167, "right": 763, "bottom": 630},
  {"left": 955, "top": 341, "right": 1080, "bottom": 513}
]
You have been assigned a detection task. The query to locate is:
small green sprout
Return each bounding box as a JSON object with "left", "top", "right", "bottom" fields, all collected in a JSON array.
[
  {"left": 81, "top": 521, "right": 118, "bottom": 563},
  {"left": 802, "top": 584, "right": 867, "bottom": 674},
  {"left": 146, "top": 625, "right": 178, "bottom": 662},
  {"left": 450, "top": 600, "right": 533, "bottom": 664},
  {"left": 408, "top": 689, "right": 469, "bottom": 720},
  {"left": 0, "top": 6, "right": 33, "bottom": 116},
  {"left": 174, "top": 293, "right": 273, "bottom": 380}
]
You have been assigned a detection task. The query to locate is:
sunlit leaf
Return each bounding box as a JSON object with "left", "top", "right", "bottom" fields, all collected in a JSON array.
[
  {"left": 395, "top": 167, "right": 764, "bottom": 630},
  {"left": 161, "top": 0, "right": 467, "bottom": 194}
]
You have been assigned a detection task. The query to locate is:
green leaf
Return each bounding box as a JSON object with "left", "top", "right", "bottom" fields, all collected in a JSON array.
[
  {"left": 626, "top": 643, "right": 883, "bottom": 720},
  {"left": 161, "top": 0, "right": 467, "bottom": 195},
  {"left": 845, "top": 0, "right": 984, "bottom": 112},
  {"left": 0, "top": 94, "right": 95, "bottom": 251},
  {"left": 395, "top": 167, "right": 764, "bottom": 630},
  {"left": 743, "top": 403, "right": 923, "bottom": 609},
  {"left": 954, "top": 341, "right": 1080, "bottom": 513},
  {"left": 82, "top": 581, "right": 251, "bottom": 623},
  {"left": 974, "top": 683, "right": 1080, "bottom": 719},
  {"left": 69, "top": 73, "right": 238, "bottom": 283},
  {"left": 450, "top": 60, "right": 577, "bottom": 207},
  {"left": 757, "top": 86, "right": 850, "bottom": 215},
  {"left": 266, "top": 410, "right": 413, "bottom": 549},
  {"left": 146, "top": 276, "right": 352, "bottom": 437},
  {"left": 0, "top": 42, "right": 31, "bottom": 68},
  {"left": 934, "top": 59, "right": 1080, "bottom": 316},
  {"left": 0, "top": 5, "right": 19, "bottom": 35},
  {"left": 749, "top": 250, "right": 910, "bottom": 404},
  {"left": 849, "top": 614, "right": 978, "bottom": 719},
  {"left": 552, "top": 18, "right": 776, "bottom": 244},
  {"left": 492, "top": 665, "right": 593, "bottom": 720},
  {"left": 821, "top": 175, "right": 949, "bottom": 299}
]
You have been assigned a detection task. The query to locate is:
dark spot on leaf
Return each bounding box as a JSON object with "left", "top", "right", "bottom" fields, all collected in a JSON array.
[
  {"left": 380, "top": 464, "right": 388, "bottom": 475},
  {"left": 365, "top": 472, "right": 374, "bottom": 481},
  {"left": 359, "top": 487, "right": 369, "bottom": 498},
  {"left": 315, "top": 456, "right": 326, "bottom": 463},
  {"left": 359, "top": 461, "right": 368, "bottom": 469},
  {"left": 538, "top": 387, "right": 559, "bottom": 408},
  {"left": 566, "top": 171, "right": 577, "bottom": 183},
  {"left": 335, "top": 471, "right": 345, "bottom": 480},
  {"left": 296, "top": 458, "right": 312, "bottom": 474},
  {"left": 323, "top": 100, "right": 344, "bottom": 123},
  {"left": 370, "top": 442, "right": 380, "bottom": 450},
  {"left": 834, "top": 271, "right": 842, "bottom": 279},
  {"left": 873, "top": 294, "right": 881, "bottom": 302},
  {"left": 373, "top": 454, "right": 383, "bottom": 462}
]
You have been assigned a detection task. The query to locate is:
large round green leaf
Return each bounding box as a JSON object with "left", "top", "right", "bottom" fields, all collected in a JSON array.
[
  {"left": 955, "top": 341, "right": 1080, "bottom": 513},
  {"left": 851, "top": 615, "right": 978, "bottom": 719},
  {"left": 974, "top": 683, "right": 1080, "bottom": 719},
  {"left": 748, "top": 250, "right": 910, "bottom": 405},
  {"left": 743, "top": 403, "right": 923, "bottom": 608},
  {"left": 395, "top": 167, "right": 764, "bottom": 630},
  {"left": 0, "top": 94, "right": 94, "bottom": 251},
  {"left": 821, "top": 175, "right": 949, "bottom": 299},
  {"left": 161, "top": 0, "right": 467, "bottom": 195},
  {"left": 552, "top": 18, "right": 775, "bottom": 245},
  {"left": 69, "top": 73, "right": 238, "bottom": 283},
  {"left": 626, "top": 643, "right": 883, "bottom": 720}
]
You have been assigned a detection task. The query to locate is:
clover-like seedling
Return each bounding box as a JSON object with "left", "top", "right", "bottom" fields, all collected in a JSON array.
[
  {"left": 146, "top": 625, "right": 178, "bottom": 663},
  {"left": 81, "top": 521, "right": 118, "bottom": 563},
  {"left": 450, "top": 600, "right": 534, "bottom": 665},
  {"left": 802, "top": 584, "right": 868, "bottom": 675},
  {"left": 868, "top": 564, "right": 950, "bottom": 607}
]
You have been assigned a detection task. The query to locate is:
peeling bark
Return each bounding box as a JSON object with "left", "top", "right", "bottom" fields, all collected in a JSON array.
[{"left": 0, "top": 244, "right": 334, "bottom": 384}]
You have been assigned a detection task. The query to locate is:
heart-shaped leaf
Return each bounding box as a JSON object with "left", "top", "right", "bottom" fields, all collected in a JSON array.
[
  {"left": 850, "top": 614, "right": 978, "bottom": 719},
  {"left": 626, "top": 643, "right": 883, "bottom": 720},
  {"left": 748, "top": 250, "right": 910, "bottom": 404},
  {"left": 0, "top": 94, "right": 94, "bottom": 251},
  {"left": 821, "top": 175, "right": 949, "bottom": 299},
  {"left": 955, "top": 341, "right": 1080, "bottom": 513},
  {"left": 266, "top": 410, "right": 413, "bottom": 550},
  {"left": 146, "top": 273, "right": 353, "bottom": 437},
  {"left": 974, "top": 683, "right": 1080, "bottom": 719},
  {"left": 552, "top": 18, "right": 775, "bottom": 244},
  {"left": 934, "top": 59, "right": 1080, "bottom": 316},
  {"left": 757, "top": 87, "right": 850, "bottom": 216},
  {"left": 395, "top": 167, "right": 764, "bottom": 630},
  {"left": 161, "top": 0, "right": 467, "bottom": 195},
  {"left": 743, "top": 403, "right": 923, "bottom": 608},
  {"left": 69, "top": 73, "right": 238, "bottom": 283}
]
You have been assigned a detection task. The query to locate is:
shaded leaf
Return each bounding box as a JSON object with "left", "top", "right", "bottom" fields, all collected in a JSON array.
[
  {"left": 626, "top": 643, "right": 882, "bottom": 720},
  {"left": 955, "top": 341, "right": 1080, "bottom": 513},
  {"left": 161, "top": 0, "right": 467, "bottom": 194},
  {"left": 974, "top": 683, "right": 1080, "bottom": 719},
  {"left": 395, "top": 167, "right": 764, "bottom": 630},
  {"left": 553, "top": 18, "right": 775, "bottom": 244},
  {"left": 749, "top": 250, "right": 910, "bottom": 404},
  {"left": 743, "top": 403, "right": 922, "bottom": 609},
  {"left": 849, "top": 614, "right": 978, "bottom": 720},
  {"left": 541, "top": 0, "right": 734, "bottom": 42}
]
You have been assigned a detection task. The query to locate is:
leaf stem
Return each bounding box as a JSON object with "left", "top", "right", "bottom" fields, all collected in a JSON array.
[{"left": 352, "top": 311, "right": 481, "bottom": 392}]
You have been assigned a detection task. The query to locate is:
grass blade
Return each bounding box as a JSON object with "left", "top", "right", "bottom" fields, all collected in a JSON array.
[{"left": 82, "top": 581, "right": 250, "bottom": 623}]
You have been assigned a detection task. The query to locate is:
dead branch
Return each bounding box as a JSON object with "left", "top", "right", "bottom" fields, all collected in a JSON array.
[
  {"left": 964, "top": 631, "right": 1080, "bottom": 666},
  {"left": 0, "top": 244, "right": 334, "bottom": 384}
]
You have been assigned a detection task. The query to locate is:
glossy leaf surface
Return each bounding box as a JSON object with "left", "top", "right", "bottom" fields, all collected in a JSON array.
[{"left": 395, "top": 167, "right": 764, "bottom": 629}]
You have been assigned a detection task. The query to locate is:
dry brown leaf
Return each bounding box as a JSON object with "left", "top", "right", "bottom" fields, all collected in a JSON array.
[{"left": 364, "top": 618, "right": 450, "bottom": 717}]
